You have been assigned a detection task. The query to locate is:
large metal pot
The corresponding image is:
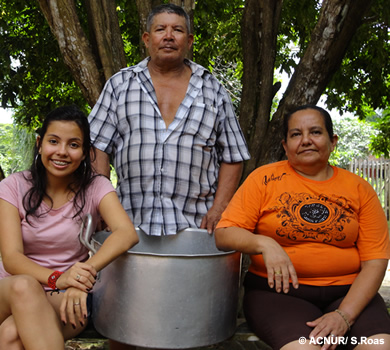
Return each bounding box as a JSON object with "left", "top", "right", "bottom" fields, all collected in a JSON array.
[{"left": 80, "top": 215, "right": 241, "bottom": 349}]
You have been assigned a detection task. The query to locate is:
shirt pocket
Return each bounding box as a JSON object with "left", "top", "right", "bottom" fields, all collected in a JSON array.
[{"left": 184, "top": 103, "right": 218, "bottom": 146}]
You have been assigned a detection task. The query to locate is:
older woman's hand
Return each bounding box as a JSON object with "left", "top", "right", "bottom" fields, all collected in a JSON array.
[
  {"left": 261, "top": 236, "right": 299, "bottom": 293},
  {"left": 307, "top": 310, "right": 351, "bottom": 350}
]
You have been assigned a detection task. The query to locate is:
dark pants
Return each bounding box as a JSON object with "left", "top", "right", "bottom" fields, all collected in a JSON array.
[{"left": 243, "top": 272, "right": 390, "bottom": 349}]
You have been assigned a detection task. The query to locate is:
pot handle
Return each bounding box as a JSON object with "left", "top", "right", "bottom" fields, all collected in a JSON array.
[{"left": 79, "top": 214, "right": 96, "bottom": 254}]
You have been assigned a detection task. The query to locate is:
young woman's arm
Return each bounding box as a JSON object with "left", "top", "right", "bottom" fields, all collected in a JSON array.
[
  {"left": 84, "top": 191, "right": 139, "bottom": 272},
  {"left": 59, "top": 191, "right": 138, "bottom": 325},
  {"left": 0, "top": 199, "right": 47, "bottom": 279},
  {"left": 0, "top": 199, "right": 96, "bottom": 292}
]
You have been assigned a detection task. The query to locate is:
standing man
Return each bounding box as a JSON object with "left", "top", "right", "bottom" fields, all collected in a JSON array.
[
  {"left": 89, "top": 5, "right": 250, "bottom": 348},
  {"left": 88, "top": 3, "right": 250, "bottom": 238}
]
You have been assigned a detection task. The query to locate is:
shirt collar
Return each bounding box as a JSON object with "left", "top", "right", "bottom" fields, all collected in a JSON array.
[{"left": 133, "top": 57, "right": 208, "bottom": 79}]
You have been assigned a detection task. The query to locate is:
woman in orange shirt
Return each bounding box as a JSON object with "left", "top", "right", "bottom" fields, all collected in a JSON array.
[{"left": 216, "top": 105, "right": 390, "bottom": 350}]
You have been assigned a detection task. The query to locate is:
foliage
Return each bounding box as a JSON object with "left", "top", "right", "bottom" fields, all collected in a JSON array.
[
  {"left": 276, "top": 0, "right": 390, "bottom": 121},
  {"left": 0, "top": 0, "right": 389, "bottom": 171},
  {"left": 0, "top": 0, "right": 246, "bottom": 128},
  {"left": 0, "top": 0, "right": 88, "bottom": 129},
  {"left": 193, "top": 0, "right": 244, "bottom": 68},
  {"left": 0, "top": 0, "right": 141, "bottom": 128},
  {"left": 329, "top": 115, "right": 377, "bottom": 169},
  {"left": 209, "top": 57, "right": 243, "bottom": 114},
  {"left": 324, "top": 0, "right": 390, "bottom": 117},
  {"left": 0, "top": 123, "right": 35, "bottom": 176},
  {"left": 277, "top": 0, "right": 320, "bottom": 74},
  {"left": 114, "top": 0, "right": 143, "bottom": 65},
  {"left": 1, "top": 0, "right": 389, "bottom": 124},
  {"left": 369, "top": 109, "right": 390, "bottom": 158}
]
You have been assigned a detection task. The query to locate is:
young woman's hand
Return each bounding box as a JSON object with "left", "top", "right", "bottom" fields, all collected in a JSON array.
[
  {"left": 56, "top": 262, "right": 96, "bottom": 292},
  {"left": 60, "top": 287, "right": 89, "bottom": 328}
]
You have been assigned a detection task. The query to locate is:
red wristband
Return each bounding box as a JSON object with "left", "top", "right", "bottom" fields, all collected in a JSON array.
[{"left": 48, "top": 270, "right": 63, "bottom": 289}]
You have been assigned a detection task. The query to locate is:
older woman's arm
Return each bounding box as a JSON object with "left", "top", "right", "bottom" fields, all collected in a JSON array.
[
  {"left": 307, "top": 258, "right": 388, "bottom": 344},
  {"left": 215, "top": 226, "right": 261, "bottom": 253},
  {"left": 215, "top": 227, "right": 299, "bottom": 293},
  {"left": 338, "top": 259, "right": 387, "bottom": 323}
]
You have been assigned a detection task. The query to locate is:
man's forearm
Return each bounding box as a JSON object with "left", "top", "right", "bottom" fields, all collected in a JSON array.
[
  {"left": 213, "top": 162, "right": 243, "bottom": 211},
  {"left": 92, "top": 148, "right": 111, "bottom": 178}
]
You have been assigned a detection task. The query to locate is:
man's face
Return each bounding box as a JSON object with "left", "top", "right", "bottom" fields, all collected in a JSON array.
[{"left": 142, "top": 13, "right": 194, "bottom": 65}]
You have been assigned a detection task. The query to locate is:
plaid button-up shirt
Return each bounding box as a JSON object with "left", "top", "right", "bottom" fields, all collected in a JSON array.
[{"left": 88, "top": 58, "right": 250, "bottom": 235}]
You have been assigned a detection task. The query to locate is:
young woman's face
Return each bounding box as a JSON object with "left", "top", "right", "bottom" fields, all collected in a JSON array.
[{"left": 38, "top": 121, "right": 85, "bottom": 181}]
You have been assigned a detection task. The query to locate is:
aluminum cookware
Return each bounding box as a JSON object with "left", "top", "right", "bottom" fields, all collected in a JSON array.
[{"left": 80, "top": 214, "right": 241, "bottom": 349}]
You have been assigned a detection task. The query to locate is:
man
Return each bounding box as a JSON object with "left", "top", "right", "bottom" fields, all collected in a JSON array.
[
  {"left": 89, "top": 3, "right": 250, "bottom": 237},
  {"left": 88, "top": 5, "right": 250, "bottom": 347}
]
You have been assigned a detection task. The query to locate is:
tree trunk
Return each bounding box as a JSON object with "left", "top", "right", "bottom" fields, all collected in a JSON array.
[
  {"left": 37, "top": 0, "right": 105, "bottom": 106},
  {"left": 136, "top": 0, "right": 155, "bottom": 59},
  {"left": 240, "top": 0, "right": 374, "bottom": 179},
  {"left": 240, "top": 0, "right": 283, "bottom": 179},
  {"left": 37, "top": 0, "right": 127, "bottom": 107},
  {"left": 85, "top": 0, "right": 127, "bottom": 81}
]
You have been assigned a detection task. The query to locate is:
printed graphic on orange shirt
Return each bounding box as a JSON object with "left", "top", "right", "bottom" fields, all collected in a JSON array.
[
  {"left": 272, "top": 192, "right": 356, "bottom": 243},
  {"left": 262, "top": 172, "right": 288, "bottom": 186}
]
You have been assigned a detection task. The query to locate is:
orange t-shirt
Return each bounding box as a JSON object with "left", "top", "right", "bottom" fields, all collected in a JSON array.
[{"left": 217, "top": 160, "right": 390, "bottom": 286}]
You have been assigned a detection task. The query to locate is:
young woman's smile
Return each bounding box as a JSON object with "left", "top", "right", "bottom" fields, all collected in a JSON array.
[{"left": 38, "top": 121, "right": 85, "bottom": 181}]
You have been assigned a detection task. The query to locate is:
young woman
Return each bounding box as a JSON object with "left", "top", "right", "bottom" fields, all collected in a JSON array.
[
  {"left": 0, "top": 105, "right": 139, "bottom": 350},
  {"left": 215, "top": 105, "right": 390, "bottom": 350}
]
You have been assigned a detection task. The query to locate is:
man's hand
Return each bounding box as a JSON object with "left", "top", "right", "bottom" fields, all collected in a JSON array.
[{"left": 200, "top": 205, "right": 224, "bottom": 234}]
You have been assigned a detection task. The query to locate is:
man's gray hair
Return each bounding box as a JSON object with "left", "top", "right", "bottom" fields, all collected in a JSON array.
[{"left": 146, "top": 3, "right": 191, "bottom": 33}]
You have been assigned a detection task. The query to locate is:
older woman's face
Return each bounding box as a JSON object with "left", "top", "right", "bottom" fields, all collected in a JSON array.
[{"left": 282, "top": 109, "right": 337, "bottom": 172}]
